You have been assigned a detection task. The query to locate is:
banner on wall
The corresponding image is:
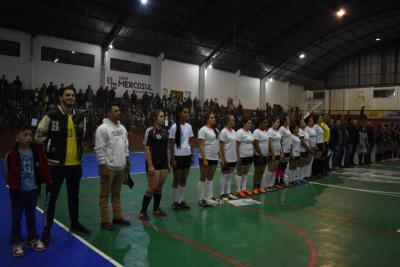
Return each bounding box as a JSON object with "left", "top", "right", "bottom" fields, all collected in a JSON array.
[
  {"left": 367, "top": 111, "right": 383, "bottom": 119},
  {"left": 106, "top": 76, "right": 152, "bottom": 94},
  {"left": 367, "top": 111, "right": 400, "bottom": 119}
]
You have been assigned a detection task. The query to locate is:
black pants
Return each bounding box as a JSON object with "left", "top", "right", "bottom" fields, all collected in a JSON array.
[
  {"left": 10, "top": 189, "right": 38, "bottom": 243},
  {"left": 44, "top": 165, "right": 82, "bottom": 230},
  {"left": 365, "top": 146, "right": 373, "bottom": 165}
]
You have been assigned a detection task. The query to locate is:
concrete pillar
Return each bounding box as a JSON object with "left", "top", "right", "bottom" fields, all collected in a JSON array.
[
  {"left": 199, "top": 63, "right": 206, "bottom": 106},
  {"left": 149, "top": 52, "right": 163, "bottom": 95},
  {"left": 260, "top": 78, "right": 267, "bottom": 109}
]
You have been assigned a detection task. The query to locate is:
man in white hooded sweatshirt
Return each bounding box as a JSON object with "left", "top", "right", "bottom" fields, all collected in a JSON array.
[{"left": 95, "top": 104, "right": 131, "bottom": 230}]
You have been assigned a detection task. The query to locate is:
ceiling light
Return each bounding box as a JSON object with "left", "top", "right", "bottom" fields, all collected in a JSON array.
[
  {"left": 140, "top": 0, "right": 148, "bottom": 5},
  {"left": 375, "top": 38, "right": 381, "bottom": 41},
  {"left": 336, "top": 8, "right": 346, "bottom": 17},
  {"left": 208, "top": 63, "right": 213, "bottom": 69},
  {"left": 71, "top": 50, "right": 75, "bottom": 54},
  {"left": 54, "top": 58, "right": 59, "bottom": 63},
  {"left": 299, "top": 53, "right": 306, "bottom": 59},
  {"left": 268, "top": 77, "right": 274, "bottom": 82},
  {"left": 109, "top": 44, "right": 113, "bottom": 49}
]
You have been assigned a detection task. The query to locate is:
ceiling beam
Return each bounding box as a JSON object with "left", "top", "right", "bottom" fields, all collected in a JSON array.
[
  {"left": 102, "top": 7, "right": 135, "bottom": 50},
  {"left": 200, "top": 0, "right": 281, "bottom": 66}
]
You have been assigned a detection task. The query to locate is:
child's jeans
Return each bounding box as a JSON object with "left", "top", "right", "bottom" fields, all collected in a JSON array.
[{"left": 10, "top": 189, "right": 38, "bottom": 243}]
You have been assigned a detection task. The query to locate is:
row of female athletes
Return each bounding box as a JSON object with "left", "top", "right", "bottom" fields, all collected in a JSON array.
[{"left": 139, "top": 105, "right": 324, "bottom": 220}]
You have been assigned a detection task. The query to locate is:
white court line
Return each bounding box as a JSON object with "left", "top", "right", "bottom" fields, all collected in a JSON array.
[
  {"left": 35, "top": 206, "right": 123, "bottom": 267},
  {"left": 310, "top": 182, "right": 400, "bottom": 197},
  {"left": 370, "top": 164, "right": 400, "bottom": 169}
]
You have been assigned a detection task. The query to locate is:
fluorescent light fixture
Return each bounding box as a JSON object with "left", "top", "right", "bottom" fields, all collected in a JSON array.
[
  {"left": 140, "top": 0, "right": 148, "bottom": 5},
  {"left": 299, "top": 53, "right": 306, "bottom": 59},
  {"left": 268, "top": 77, "right": 274, "bottom": 82},
  {"left": 336, "top": 8, "right": 346, "bottom": 17},
  {"left": 208, "top": 63, "right": 213, "bottom": 69},
  {"left": 375, "top": 37, "right": 381, "bottom": 41},
  {"left": 71, "top": 50, "right": 75, "bottom": 54},
  {"left": 54, "top": 58, "right": 59, "bottom": 63},
  {"left": 109, "top": 44, "right": 113, "bottom": 49}
]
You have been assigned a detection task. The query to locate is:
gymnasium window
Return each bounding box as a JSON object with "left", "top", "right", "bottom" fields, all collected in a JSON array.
[
  {"left": 41, "top": 46, "right": 95, "bottom": 68},
  {"left": 0, "top": 39, "right": 20, "bottom": 57},
  {"left": 110, "top": 58, "right": 151, "bottom": 76},
  {"left": 373, "top": 89, "right": 395, "bottom": 98}
]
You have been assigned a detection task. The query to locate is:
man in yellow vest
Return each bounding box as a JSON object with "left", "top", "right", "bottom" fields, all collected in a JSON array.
[{"left": 320, "top": 113, "right": 331, "bottom": 175}]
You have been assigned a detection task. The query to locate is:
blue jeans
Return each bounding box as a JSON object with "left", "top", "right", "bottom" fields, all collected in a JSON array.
[{"left": 10, "top": 189, "right": 38, "bottom": 243}]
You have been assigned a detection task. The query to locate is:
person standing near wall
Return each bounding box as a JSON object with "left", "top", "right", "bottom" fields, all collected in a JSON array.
[
  {"left": 219, "top": 115, "right": 239, "bottom": 201},
  {"left": 94, "top": 103, "right": 131, "bottom": 230},
  {"left": 197, "top": 112, "right": 220, "bottom": 207},
  {"left": 139, "top": 110, "right": 169, "bottom": 220},
  {"left": 321, "top": 114, "right": 331, "bottom": 175},
  {"left": 169, "top": 105, "right": 194, "bottom": 210},
  {"left": 365, "top": 122, "right": 375, "bottom": 165},
  {"left": 35, "top": 86, "right": 90, "bottom": 246}
]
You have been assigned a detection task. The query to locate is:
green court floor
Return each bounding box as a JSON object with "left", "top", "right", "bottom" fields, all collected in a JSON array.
[{"left": 39, "top": 161, "right": 400, "bottom": 267}]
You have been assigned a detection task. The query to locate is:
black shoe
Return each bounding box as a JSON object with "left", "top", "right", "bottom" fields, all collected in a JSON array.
[
  {"left": 100, "top": 222, "right": 115, "bottom": 231},
  {"left": 198, "top": 199, "right": 211, "bottom": 207},
  {"left": 41, "top": 230, "right": 51, "bottom": 247},
  {"left": 172, "top": 202, "right": 182, "bottom": 211},
  {"left": 70, "top": 222, "right": 91, "bottom": 236},
  {"left": 179, "top": 201, "right": 191, "bottom": 210},
  {"left": 139, "top": 212, "right": 149, "bottom": 221},
  {"left": 112, "top": 218, "right": 131, "bottom": 226}
]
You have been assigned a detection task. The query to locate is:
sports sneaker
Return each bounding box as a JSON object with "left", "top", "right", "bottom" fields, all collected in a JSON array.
[
  {"left": 237, "top": 191, "right": 246, "bottom": 198},
  {"left": 258, "top": 188, "right": 266, "bottom": 193},
  {"left": 153, "top": 210, "right": 168, "bottom": 217},
  {"left": 172, "top": 202, "right": 182, "bottom": 211},
  {"left": 243, "top": 189, "right": 253, "bottom": 196},
  {"left": 275, "top": 184, "right": 283, "bottom": 189},
  {"left": 28, "top": 239, "right": 46, "bottom": 252},
  {"left": 266, "top": 187, "right": 274, "bottom": 192},
  {"left": 12, "top": 242, "right": 24, "bottom": 257},
  {"left": 198, "top": 199, "right": 211, "bottom": 207},
  {"left": 139, "top": 212, "right": 149, "bottom": 221},
  {"left": 227, "top": 193, "right": 238, "bottom": 200},
  {"left": 70, "top": 222, "right": 91, "bottom": 236},
  {"left": 179, "top": 201, "right": 191, "bottom": 210},
  {"left": 252, "top": 189, "right": 260, "bottom": 194},
  {"left": 220, "top": 194, "right": 229, "bottom": 201},
  {"left": 206, "top": 198, "right": 219, "bottom": 206}
]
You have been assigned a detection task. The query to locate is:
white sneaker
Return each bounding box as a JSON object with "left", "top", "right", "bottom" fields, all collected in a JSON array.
[
  {"left": 206, "top": 198, "right": 219, "bottom": 206},
  {"left": 12, "top": 242, "right": 24, "bottom": 257},
  {"left": 28, "top": 239, "right": 46, "bottom": 252},
  {"left": 227, "top": 193, "right": 238, "bottom": 200}
]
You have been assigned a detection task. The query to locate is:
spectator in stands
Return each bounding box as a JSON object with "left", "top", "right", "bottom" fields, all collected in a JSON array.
[
  {"left": 346, "top": 119, "right": 359, "bottom": 166},
  {"left": 130, "top": 91, "right": 137, "bottom": 107},
  {"left": 357, "top": 126, "right": 369, "bottom": 165},
  {"left": 33, "top": 88, "right": 40, "bottom": 105},
  {"left": 0, "top": 74, "right": 8, "bottom": 102},
  {"left": 85, "top": 85, "right": 94, "bottom": 109},
  {"left": 12, "top": 75, "right": 22, "bottom": 90},
  {"left": 35, "top": 86, "right": 91, "bottom": 247},
  {"left": 76, "top": 89, "right": 85, "bottom": 109},
  {"left": 331, "top": 119, "right": 342, "bottom": 171},
  {"left": 365, "top": 122, "right": 375, "bottom": 165},
  {"left": 123, "top": 90, "right": 130, "bottom": 109}
]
